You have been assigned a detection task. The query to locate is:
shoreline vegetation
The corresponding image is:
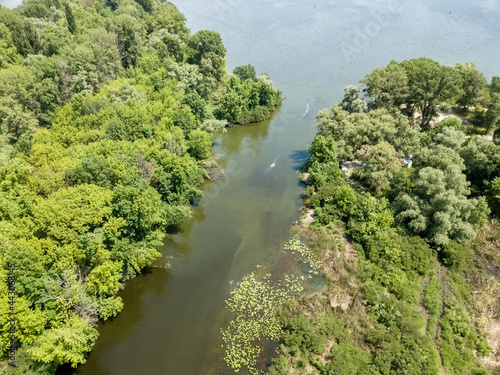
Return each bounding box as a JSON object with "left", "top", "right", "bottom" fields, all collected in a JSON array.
[
  {"left": 0, "top": 0, "right": 281, "bottom": 373},
  {"left": 265, "top": 59, "right": 500, "bottom": 375}
]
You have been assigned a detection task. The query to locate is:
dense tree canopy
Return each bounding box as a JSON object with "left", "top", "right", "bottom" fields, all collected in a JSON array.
[
  {"left": 0, "top": 0, "right": 282, "bottom": 372},
  {"left": 361, "top": 58, "right": 490, "bottom": 130},
  {"left": 273, "top": 60, "right": 498, "bottom": 375}
]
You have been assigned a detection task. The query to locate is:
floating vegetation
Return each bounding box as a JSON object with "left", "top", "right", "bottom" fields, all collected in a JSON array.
[
  {"left": 220, "top": 271, "right": 304, "bottom": 374},
  {"left": 284, "top": 237, "right": 321, "bottom": 276}
]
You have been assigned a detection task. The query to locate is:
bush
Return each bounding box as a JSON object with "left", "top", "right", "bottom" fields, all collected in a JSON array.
[{"left": 440, "top": 241, "right": 466, "bottom": 270}]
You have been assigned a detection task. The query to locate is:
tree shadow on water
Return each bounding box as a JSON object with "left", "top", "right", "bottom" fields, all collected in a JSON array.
[{"left": 290, "top": 149, "right": 309, "bottom": 171}]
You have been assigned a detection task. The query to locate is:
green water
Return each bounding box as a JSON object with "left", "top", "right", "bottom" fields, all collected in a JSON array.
[{"left": 74, "top": 0, "right": 499, "bottom": 374}]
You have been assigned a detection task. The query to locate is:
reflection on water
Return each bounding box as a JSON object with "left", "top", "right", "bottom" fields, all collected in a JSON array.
[{"left": 76, "top": 0, "right": 499, "bottom": 374}]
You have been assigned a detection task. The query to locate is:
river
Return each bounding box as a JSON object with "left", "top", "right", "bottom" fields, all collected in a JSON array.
[{"left": 38, "top": 0, "right": 495, "bottom": 373}]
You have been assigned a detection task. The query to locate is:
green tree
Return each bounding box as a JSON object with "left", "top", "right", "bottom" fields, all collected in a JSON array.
[
  {"left": 111, "top": 13, "right": 144, "bottom": 68},
  {"left": 0, "top": 8, "right": 41, "bottom": 56},
  {"left": 187, "top": 30, "right": 226, "bottom": 81},
  {"left": 188, "top": 30, "right": 226, "bottom": 63},
  {"left": 0, "top": 22, "right": 21, "bottom": 68},
  {"left": 134, "top": 0, "right": 152, "bottom": 13},
  {"left": 318, "top": 106, "right": 419, "bottom": 161},
  {"left": 491, "top": 76, "right": 500, "bottom": 94},
  {"left": 233, "top": 64, "right": 256, "bottom": 81},
  {"left": 111, "top": 184, "right": 166, "bottom": 240},
  {"left": 308, "top": 134, "right": 339, "bottom": 164},
  {"left": 433, "top": 126, "right": 466, "bottom": 151},
  {"left": 459, "top": 135, "right": 500, "bottom": 191},
  {"left": 361, "top": 60, "right": 409, "bottom": 109},
  {"left": 216, "top": 89, "right": 244, "bottom": 123},
  {"left": 401, "top": 58, "right": 461, "bottom": 129},
  {"left": 86, "top": 261, "right": 122, "bottom": 297},
  {"left": 484, "top": 93, "right": 500, "bottom": 134},
  {"left": 486, "top": 176, "right": 500, "bottom": 216},
  {"left": 146, "top": 2, "right": 189, "bottom": 40},
  {"left": 148, "top": 29, "right": 184, "bottom": 62},
  {"left": 352, "top": 141, "right": 401, "bottom": 191},
  {"left": 27, "top": 315, "right": 99, "bottom": 368},
  {"left": 433, "top": 116, "right": 466, "bottom": 134},
  {"left": 341, "top": 85, "right": 367, "bottom": 113},
  {"left": 363, "top": 58, "right": 461, "bottom": 129},
  {"left": 33, "top": 184, "right": 113, "bottom": 244},
  {"left": 70, "top": 153, "right": 117, "bottom": 188},
  {"left": 394, "top": 145, "right": 489, "bottom": 245},
  {"left": 181, "top": 92, "right": 207, "bottom": 123},
  {"left": 455, "top": 62, "right": 487, "bottom": 110},
  {"left": 64, "top": 3, "right": 76, "bottom": 34},
  {"left": 0, "top": 97, "right": 38, "bottom": 145},
  {"left": 187, "top": 129, "right": 212, "bottom": 160}
]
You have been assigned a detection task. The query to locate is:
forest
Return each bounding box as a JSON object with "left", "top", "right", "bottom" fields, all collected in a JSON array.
[
  {"left": 0, "top": 0, "right": 282, "bottom": 373},
  {"left": 268, "top": 58, "right": 500, "bottom": 375}
]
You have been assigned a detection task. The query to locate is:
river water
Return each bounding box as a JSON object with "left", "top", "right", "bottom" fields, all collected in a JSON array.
[{"left": 47, "top": 0, "right": 496, "bottom": 373}]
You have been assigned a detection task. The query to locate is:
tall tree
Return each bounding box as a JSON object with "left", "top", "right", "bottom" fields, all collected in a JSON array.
[
  {"left": 401, "top": 58, "right": 461, "bottom": 130},
  {"left": 341, "top": 85, "right": 367, "bottom": 113},
  {"left": 455, "top": 62, "right": 487, "bottom": 110},
  {"left": 233, "top": 64, "right": 256, "bottom": 81},
  {"left": 187, "top": 30, "right": 226, "bottom": 81},
  {"left": 394, "top": 145, "right": 489, "bottom": 245},
  {"left": 64, "top": 2, "right": 76, "bottom": 34},
  {"left": 361, "top": 60, "right": 408, "bottom": 110}
]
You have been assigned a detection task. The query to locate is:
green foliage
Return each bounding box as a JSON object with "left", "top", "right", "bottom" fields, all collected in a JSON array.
[
  {"left": 361, "top": 60, "right": 409, "bottom": 110},
  {"left": 317, "top": 105, "right": 420, "bottom": 161},
  {"left": 187, "top": 30, "right": 226, "bottom": 82},
  {"left": 438, "top": 295, "right": 483, "bottom": 374},
  {"left": 199, "top": 119, "right": 228, "bottom": 134},
  {"left": 233, "top": 64, "right": 256, "bottom": 81},
  {"left": 454, "top": 62, "right": 488, "bottom": 110},
  {"left": 351, "top": 141, "right": 401, "bottom": 191},
  {"left": 308, "top": 134, "right": 340, "bottom": 165},
  {"left": 315, "top": 343, "right": 371, "bottom": 374},
  {"left": 181, "top": 92, "right": 207, "bottom": 123},
  {"left": 440, "top": 241, "right": 466, "bottom": 269},
  {"left": 347, "top": 195, "right": 394, "bottom": 244},
  {"left": 34, "top": 184, "right": 113, "bottom": 244},
  {"left": 64, "top": 3, "right": 76, "bottom": 34},
  {"left": 187, "top": 129, "right": 212, "bottom": 160},
  {"left": 285, "top": 61, "right": 494, "bottom": 375},
  {"left": 434, "top": 116, "right": 466, "bottom": 134},
  {"left": 341, "top": 85, "right": 367, "bottom": 113},
  {"left": 27, "top": 315, "right": 98, "bottom": 368},
  {"left": 363, "top": 58, "right": 462, "bottom": 129},
  {"left": 486, "top": 176, "right": 500, "bottom": 216},
  {"left": 433, "top": 126, "right": 467, "bottom": 150},
  {"left": 0, "top": 22, "right": 21, "bottom": 68},
  {"left": 394, "top": 145, "right": 490, "bottom": 245},
  {"left": 460, "top": 136, "right": 500, "bottom": 191},
  {"left": 0, "top": 1, "right": 282, "bottom": 371},
  {"left": 215, "top": 73, "right": 281, "bottom": 124},
  {"left": 423, "top": 275, "right": 442, "bottom": 334},
  {"left": 485, "top": 93, "right": 500, "bottom": 134},
  {"left": 86, "top": 260, "right": 122, "bottom": 296}
]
